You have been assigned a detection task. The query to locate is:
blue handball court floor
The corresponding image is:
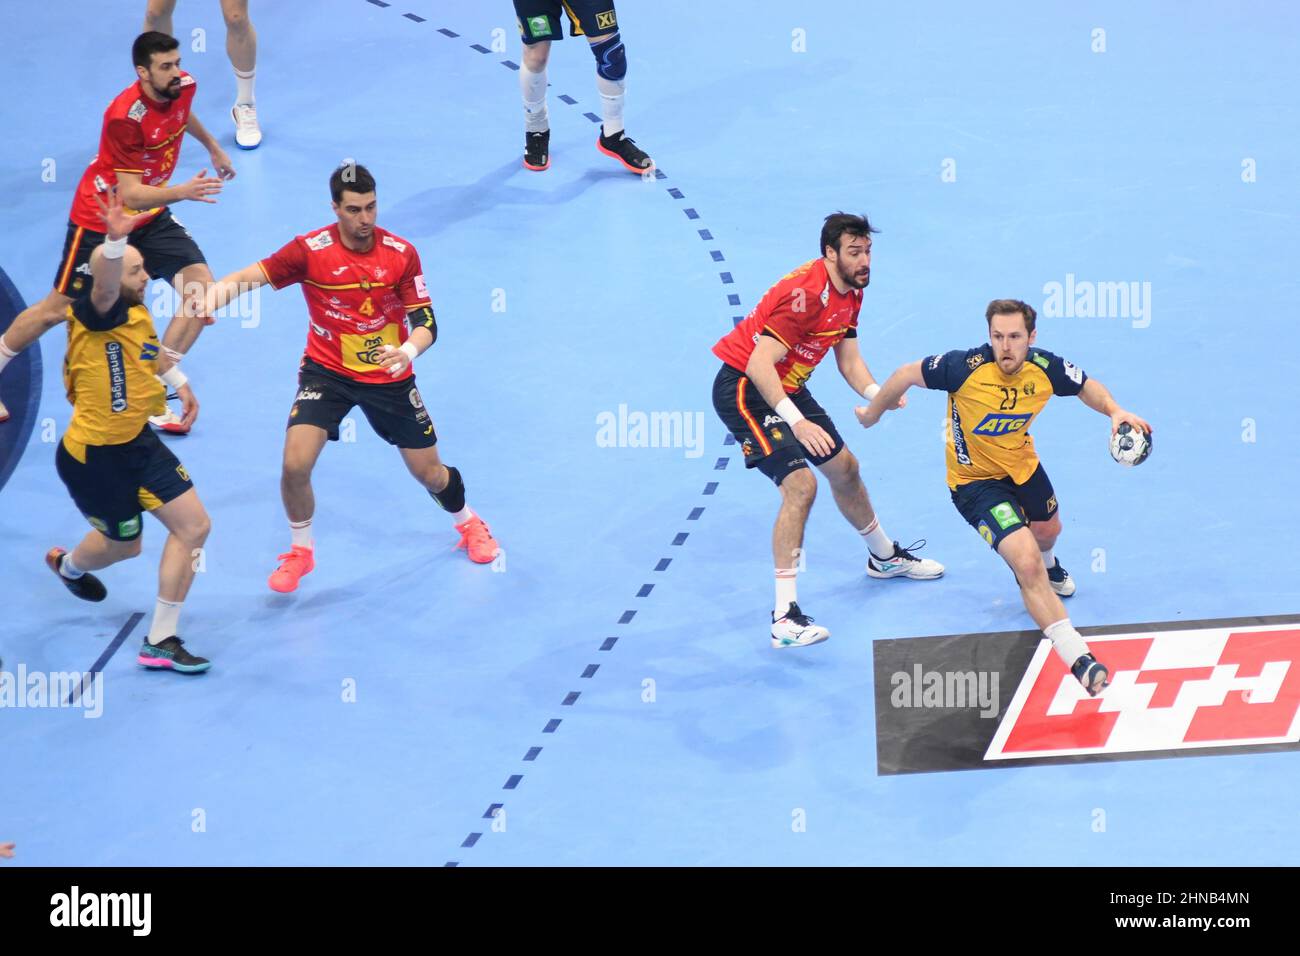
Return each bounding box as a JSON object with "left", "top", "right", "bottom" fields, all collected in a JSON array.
[{"left": 1, "top": 1, "right": 1298, "bottom": 865}]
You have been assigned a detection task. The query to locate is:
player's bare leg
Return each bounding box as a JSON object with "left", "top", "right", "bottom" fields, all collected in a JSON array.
[
  {"left": 221, "top": 0, "right": 261, "bottom": 149},
  {"left": 520, "top": 40, "right": 551, "bottom": 170},
  {"left": 268, "top": 424, "right": 328, "bottom": 592},
  {"left": 1030, "top": 511, "right": 1074, "bottom": 597},
  {"left": 398, "top": 444, "right": 500, "bottom": 564},
  {"left": 46, "top": 531, "right": 141, "bottom": 603},
  {"left": 815, "top": 447, "right": 944, "bottom": 580},
  {"left": 999, "top": 526, "right": 1106, "bottom": 695},
  {"left": 139, "top": 488, "right": 212, "bottom": 672},
  {"left": 769, "top": 468, "right": 827, "bottom": 647},
  {"left": 586, "top": 31, "right": 652, "bottom": 173},
  {"left": 152, "top": 262, "right": 216, "bottom": 434}
]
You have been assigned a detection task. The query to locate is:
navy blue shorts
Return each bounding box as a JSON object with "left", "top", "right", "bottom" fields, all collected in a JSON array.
[
  {"left": 514, "top": 0, "right": 619, "bottom": 43},
  {"left": 56, "top": 426, "right": 194, "bottom": 541},
  {"left": 950, "top": 463, "right": 1058, "bottom": 549},
  {"left": 711, "top": 364, "right": 845, "bottom": 486}
]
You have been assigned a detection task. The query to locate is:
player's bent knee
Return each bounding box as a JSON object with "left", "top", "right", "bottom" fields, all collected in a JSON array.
[{"left": 779, "top": 467, "right": 817, "bottom": 504}]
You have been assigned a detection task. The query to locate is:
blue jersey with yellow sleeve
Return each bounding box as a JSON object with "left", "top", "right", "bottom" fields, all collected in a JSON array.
[
  {"left": 921, "top": 344, "right": 1087, "bottom": 488},
  {"left": 62, "top": 295, "right": 167, "bottom": 452}
]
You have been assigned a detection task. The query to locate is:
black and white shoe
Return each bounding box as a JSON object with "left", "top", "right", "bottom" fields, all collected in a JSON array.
[
  {"left": 866, "top": 540, "right": 945, "bottom": 580},
  {"left": 524, "top": 129, "right": 550, "bottom": 171},
  {"left": 596, "top": 127, "right": 653, "bottom": 173},
  {"left": 1072, "top": 653, "right": 1109, "bottom": 696},
  {"left": 1047, "top": 559, "right": 1076, "bottom": 597},
  {"left": 771, "top": 602, "right": 830, "bottom": 649}
]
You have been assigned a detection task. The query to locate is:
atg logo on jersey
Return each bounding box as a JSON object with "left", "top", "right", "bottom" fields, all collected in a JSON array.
[
  {"left": 972, "top": 412, "right": 1032, "bottom": 436},
  {"left": 986, "top": 624, "right": 1300, "bottom": 762}
]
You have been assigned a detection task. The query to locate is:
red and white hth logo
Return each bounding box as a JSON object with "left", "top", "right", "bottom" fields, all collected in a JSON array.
[{"left": 985, "top": 625, "right": 1300, "bottom": 760}]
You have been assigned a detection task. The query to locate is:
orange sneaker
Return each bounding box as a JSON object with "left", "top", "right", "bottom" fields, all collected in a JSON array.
[
  {"left": 268, "top": 545, "right": 314, "bottom": 592},
  {"left": 455, "top": 516, "right": 500, "bottom": 564}
]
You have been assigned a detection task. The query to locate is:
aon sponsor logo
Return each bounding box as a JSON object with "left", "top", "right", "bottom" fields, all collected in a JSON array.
[{"left": 972, "top": 412, "right": 1032, "bottom": 436}]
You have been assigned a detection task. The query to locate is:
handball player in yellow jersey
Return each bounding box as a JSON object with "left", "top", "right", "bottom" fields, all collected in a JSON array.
[
  {"left": 858, "top": 299, "right": 1152, "bottom": 696},
  {"left": 46, "top": 190, "right": 213, "bottom": 674}
]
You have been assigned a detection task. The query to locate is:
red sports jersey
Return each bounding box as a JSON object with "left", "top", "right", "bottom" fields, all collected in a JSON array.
[
  {"left": 69, "top": 73, "right": 198, "bottom": 230},
  {"left": 258, "top": 225, "right": 432, "bottom": 384},
  {"left": 712, "top": 258, "right": 862, "bottom": 393}
]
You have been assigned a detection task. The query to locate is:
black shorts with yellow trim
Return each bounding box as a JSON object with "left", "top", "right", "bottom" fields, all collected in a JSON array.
[
  {"left": 289, "top": 358, "right": 437, "bottom": 449},
  {"left": 514, "top": 0, "right": 618, "bottom": 43},
  {"left": 53, "top": 208, "right": 207, "bottom": 297},
  {"left": 711, "top": 363, "right": 844, "bottom": 486},
  {"left": 949, "top": 462, "right": 1058, "bottom": 550},
  {"left": 55, "top": 426, "right": 194, "bottom": 541}
]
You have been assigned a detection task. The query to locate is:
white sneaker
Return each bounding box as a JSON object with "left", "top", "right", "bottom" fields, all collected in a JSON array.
[
  {"left": 1047, "top": 558, "right": 1076, "bottom": 597},
  {"left": 232, "top": 102, "right": 262, "bottom": 149},
  {"left": 0, "top": 398, "right": 9, "bottom": 423},
  {"left": 771, "top": 602, "right": 830, "bottom": 649},
  {"left": 148, "top": 407, "right": 190, "bottom": 435},
  {"left": 866, "top": 540, "right": 945, "bottom": 580}
]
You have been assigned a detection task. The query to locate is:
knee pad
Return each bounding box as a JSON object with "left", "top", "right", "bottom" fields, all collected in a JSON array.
[
  {"left": 590, "top": 32, "right": 626, "bottom": 82},
  {"left": 431, "top": 465, "right": 466, "bottom": 513}
]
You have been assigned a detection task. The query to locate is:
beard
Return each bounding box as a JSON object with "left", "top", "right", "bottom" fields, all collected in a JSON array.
[
  {"left": 151, "top": 78, "right": 182, "bottom": 100},
  {"left": 837, "top": 261, "right": 870, "bottom": 289}
]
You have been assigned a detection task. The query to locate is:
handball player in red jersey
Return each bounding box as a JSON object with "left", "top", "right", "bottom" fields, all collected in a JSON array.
[
  {"left": 711, "top": 213, "right": 944, "bottom": 648},
  {"left": 206, "top": 164, "right": 501, "bottom": 592},
  {"left": 0, "top": 32, "right": 233, "bottom": 432}
]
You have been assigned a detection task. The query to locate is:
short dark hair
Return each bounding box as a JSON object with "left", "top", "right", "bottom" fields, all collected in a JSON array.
[
  {"left": 132, "top": 32, "right": 179, "bottom": 70},
  {"left": 985, "top": 298, "right": 1037, "bottom": 333},
  {"left": 330, "top": 162, "right": 376, "bottom": 202},
  {"left": 820, "top": 212, "right": 878, "bottom": 257}
]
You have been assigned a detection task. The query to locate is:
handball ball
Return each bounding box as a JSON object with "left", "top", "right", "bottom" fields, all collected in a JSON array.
[{"left": 1110, "top": 422, "right": 1152, "bottom": 467}]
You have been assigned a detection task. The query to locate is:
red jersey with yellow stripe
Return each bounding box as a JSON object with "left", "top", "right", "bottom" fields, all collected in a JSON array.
[
  {"left": 712, "top": 258, "right": 862, "bottom": 394},
  {"left": 69, "top": 74, "right": 198, "bottom": 230},
  {"left": 258, "top": 225, "right": 432, "bottom": 384}
]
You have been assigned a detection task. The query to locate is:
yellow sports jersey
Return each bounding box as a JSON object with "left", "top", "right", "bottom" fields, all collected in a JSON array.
[
  {"left": 62, "top": 295, "right": 166, "bottom": 451},
  {"left": 921, "top": 344, "right": 1088, "bottom": 488}
]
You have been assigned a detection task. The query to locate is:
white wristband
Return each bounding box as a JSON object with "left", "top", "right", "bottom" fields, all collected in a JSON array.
[
  {"left": 161, "top": 366, "right": 188, "bottom": 390},
  {"left": 399, "top": 340, "right": 419, "bottom": 362},
  {"left": 774, "top": 397, "right": 805, "bottom": 426},
  {"left": 102, "top": 236, "right": 128, "bottom": 260},
  {"left": 863, "top": 383, "right": 881, "bottom": 401}
]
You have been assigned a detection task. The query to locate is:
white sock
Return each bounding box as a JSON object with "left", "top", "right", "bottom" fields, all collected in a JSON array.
[
  {"left": 1043, "top": 618, "right": 1089, "bottom": 667},
  {"left": 59, "top": 553, "right": 85, "bottom": 579},
  {"left": 774, "top": 568, "right": 798, "bottom": 617},
  {"left": 234, "top": 68, "right": 255, "bottom": 105},
  {"left": 520, "top": 64, "right": 549, "bottom": 133},
  {"left": 0, "top": 334, "right": 16, "bottom": 373},
  {"left": 596, "top": 75, "right": 626, "bottom": 137},
  {"left": 147, "top": 597, "right": 183, "bottom": 645},
  {"left": 452, "top": 505, "right": 475, "bottom": 525},
  {"left": 858, "top": 518, "right": 894, "bottom": 560},
  {"left": 1041, "top": 546, "right": 1055, "bottom": 570},
  {"left": 289, "top": 518, "right": 312, "bottom": 549}
]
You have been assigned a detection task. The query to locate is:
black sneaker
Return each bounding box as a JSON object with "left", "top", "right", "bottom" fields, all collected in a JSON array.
[
  {"left": 524, "top": 129, "right": 550, "bottom": 171},
  {"left": 1071, "top": 653, "right": 1109, "bottom": 697},
  {"left": 1046, "top": 558, "right": 1076, "bottom": 597},
  {"left": 596, "top": 127, "right": 653, "bottom": 173},
  {"left": 45, "top": 548, "right": 106, "bottom": 602},
  {"left": 138, "top": 636, "right": 211, "bottom": 674}
]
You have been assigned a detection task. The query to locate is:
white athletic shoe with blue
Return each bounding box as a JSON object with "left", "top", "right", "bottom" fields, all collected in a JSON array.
[
  {"left": 1047, "top": 558, "right": 1076, "bottom": 597},
  {"left": 771, "top": 602, "right": 830, "bottom": 649},
  {"left": 866, "top": 540, "right": 945, "bottom": 580}
]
